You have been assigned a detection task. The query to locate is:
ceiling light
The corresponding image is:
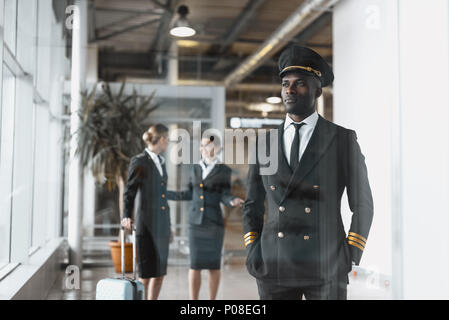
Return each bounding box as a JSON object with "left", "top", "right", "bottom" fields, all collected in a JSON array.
[
  {"left": 230, "top": 117, "right": 242, "bottom": 128},
  {"left": 170, "top": 5, "right": 196, "bottom": 38},
  {"left": 260, "top": 103, "right": 274, "bottom": 113},
  {"left": 266, "top": 96, "right": 282, "bottom": 104},
  {"left": 229, "top": 117, "right": 284, "bottom": 129},
  {"left": 248, "top": 103, "right": 275, "bottom": 113},
  {"left": 177, "top": 40, "right": 199, "bottom": 47}
]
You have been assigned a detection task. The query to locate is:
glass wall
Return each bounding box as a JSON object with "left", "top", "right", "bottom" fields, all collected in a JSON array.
[
  {"left": 0, "top": 64, "right": 16, "bottom": 268},
  {"left": 0, "top": 0, "right": 68, "bottom": 274}
]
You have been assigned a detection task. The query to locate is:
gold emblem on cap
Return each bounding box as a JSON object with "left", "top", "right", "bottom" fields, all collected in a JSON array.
[{"left": 281, "top": 65, "right": 322, "bottom": 77}]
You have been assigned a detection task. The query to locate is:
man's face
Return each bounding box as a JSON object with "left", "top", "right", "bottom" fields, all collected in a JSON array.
[{"left": 281, "top": 72, "right": 322, "bottom": 117}]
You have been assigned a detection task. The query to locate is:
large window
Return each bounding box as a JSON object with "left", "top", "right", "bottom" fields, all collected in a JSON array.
[
  {"left": 0, "top": 64, "right": 16, "bottom": 269},
  {"left": 0, "top": 0, "right": 67, "bottom": 274},
  {"left": 4, "top": 0, "right": 16, "bottom": 55}
]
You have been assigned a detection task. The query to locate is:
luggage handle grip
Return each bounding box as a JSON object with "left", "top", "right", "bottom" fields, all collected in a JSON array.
[{"left": 120, "top": 225, "right": 137, "bottom": 281}]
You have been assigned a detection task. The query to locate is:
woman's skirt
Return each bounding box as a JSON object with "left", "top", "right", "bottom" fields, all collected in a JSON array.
[
  {"left": 188, "top": 218, "right": 225, "bottom": 270},
  {"left": 136, "top": 225, "right": 170, "bottom": 278}
]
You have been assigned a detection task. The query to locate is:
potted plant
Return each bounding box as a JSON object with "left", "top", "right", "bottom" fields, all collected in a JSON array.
[{"left": 76, "top": 82, "right": 159, "bottom": 273}]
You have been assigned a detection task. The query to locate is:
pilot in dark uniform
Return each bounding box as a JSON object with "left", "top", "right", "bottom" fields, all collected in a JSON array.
[{"left": 243, "top": 45, "right": 374, "bottom": 300}]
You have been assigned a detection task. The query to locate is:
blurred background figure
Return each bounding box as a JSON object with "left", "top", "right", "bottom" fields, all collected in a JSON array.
[
  {"left": 168, "top": 134, "right": 244, "bottom": 299},
  {"left": 121, "top": 124, "right": 171, "bottom": 300}
]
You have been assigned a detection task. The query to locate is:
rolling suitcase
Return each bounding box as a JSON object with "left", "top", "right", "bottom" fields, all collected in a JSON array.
[{"left": 96, "top": 225, "right": 145, "bottom": 300}]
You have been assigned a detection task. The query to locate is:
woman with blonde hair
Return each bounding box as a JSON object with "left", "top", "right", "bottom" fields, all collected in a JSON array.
[{"left": 121, "top": 123, "right": 171, "bottom": 300}]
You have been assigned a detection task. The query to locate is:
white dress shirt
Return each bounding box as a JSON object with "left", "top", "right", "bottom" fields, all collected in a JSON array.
[
  {"left": 199, "top": 158, "right": 218, "bottom": 180},
  {"left": 145, "top": 148, "right": 164, "bottom": 177},
  {"left": 283, "top": 111, "right": 319, "bottom": 166}
]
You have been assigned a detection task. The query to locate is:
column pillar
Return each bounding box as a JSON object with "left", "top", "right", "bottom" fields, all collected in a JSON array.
[
  {"left": 167, "top": 41, "right": 178, "bottom": 85},
  {"left": 68, "top": 0, "right": 88, "bottom": 270}
]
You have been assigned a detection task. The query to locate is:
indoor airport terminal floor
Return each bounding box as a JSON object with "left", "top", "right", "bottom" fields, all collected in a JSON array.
[
  {"left": 44, "top": 224, "right": 392, "bottom": 300},
  {"left": 1, "top": 0, "right": 449, "bottom": 301}
]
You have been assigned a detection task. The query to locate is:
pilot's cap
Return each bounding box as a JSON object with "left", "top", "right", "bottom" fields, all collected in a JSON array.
[{"left": 278, "top": 45, "right": 334, "bottom": 87}]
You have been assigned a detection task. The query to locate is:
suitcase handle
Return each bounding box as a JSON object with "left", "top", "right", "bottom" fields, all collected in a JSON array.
[{"left": 120, "top": 225, "right": 137, "bottom": 280}]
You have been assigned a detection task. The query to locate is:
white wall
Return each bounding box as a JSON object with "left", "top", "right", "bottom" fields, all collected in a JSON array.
[
  {"left": 397, "top": 0, "right": 449, "bottom": 299},
  {"left": 334, "top": 0, "right": 449, "bottom": 299},
  {"left": 333, "top": 0, "right": 396, "bottom": 279}
]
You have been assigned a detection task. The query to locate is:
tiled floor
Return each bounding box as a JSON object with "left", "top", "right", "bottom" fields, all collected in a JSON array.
[
  {"left": 47, "top": 220, "right": 259, "bottom": 300},
  {"left": 46, "top": 257, "right": 259, "bottom": 300},
  {"left": 46, "top": 261, "right": 391, "bottom": 300}
]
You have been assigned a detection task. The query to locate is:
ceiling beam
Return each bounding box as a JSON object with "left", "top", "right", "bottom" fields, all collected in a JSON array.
[
  {"left": 224, "top": 0, "right": 340, "bottom": 87},
  {"left": 95, "top": 13, "right": 142, "bottom": 34},
  {"left": 291, "top": 11, "right": 332, "bottom": 45},
  {"left": 95, "top": 7, "right": 164, "bottom": 15},
  {"left": 98, "top": 51, "right": 278, "bottom": 80},
  {"left": 96, "top": 18, "right": 160, "bottom": 41},
  {"left": 211, "top": 0, "right": 267, "bottom": 71},
  {"left": 218, "top": 0, "right": 267, "bottom": 54},
  {"left": 149, "top": 0, "right": 169, "bottom": 10},
  {"left": 148, "top": 0, "right": 180, "bottom": 65}
]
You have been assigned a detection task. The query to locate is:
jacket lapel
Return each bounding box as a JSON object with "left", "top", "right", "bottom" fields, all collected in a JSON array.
[
  {"left": 280, "top": 116, "right": 336, "bottom": 203},
  {"left": 193, "top": 164, "right": 202, "bottom": 182},
  {"left": 144, "top": 151, "right": 162, "bottom": 178},
  {"left": 161, "top": 160, "right": 168, "bottom": 181},
  {"left": 203, "top": 163, "right": 221, "bottom": 181}
]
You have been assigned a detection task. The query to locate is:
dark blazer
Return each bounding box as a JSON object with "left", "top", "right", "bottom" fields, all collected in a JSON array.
[
  {"left": 243, "top": 115, "right": 373, "bottom": 286},
  {"left": 168, "top": 163, "right": 235, "bottom": 226},
  {"left": 123, "top": 151, "right": 171, "bottom": 237}
]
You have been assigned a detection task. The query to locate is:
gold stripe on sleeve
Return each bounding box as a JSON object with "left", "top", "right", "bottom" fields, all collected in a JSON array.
[
  {"left": 348, "top": 232, "right": 367, "bottom": 243},
  {"left": 243, "top": 232, "right": 258, "bottom": 239},
  {"left": 348, "top": 240, "right": 364, "bottom": 252},
  {"left": 347, "top": 236, "right": 366, "bottom": 248},
  {"left": 244, "top": 235, "right": 257, "bottom": 241},
  {"left": 244, "top": 231, "right": 259, "bottom": 247},
  {"left": 244, "top": 239, "right": 255, "bottom": 247}
]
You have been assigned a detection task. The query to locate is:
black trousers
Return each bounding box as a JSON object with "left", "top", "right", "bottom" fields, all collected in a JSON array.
[{"left": 257, "top": 276, "right": 348, "bottom": 300}]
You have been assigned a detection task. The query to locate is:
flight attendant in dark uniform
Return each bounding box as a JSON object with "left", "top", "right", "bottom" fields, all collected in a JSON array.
[
  {"left": 121, "top": 124, "right": 172, "bottom": 300},
  {"left": 168, "top": 134, "right": 244, "bottom": 300}
]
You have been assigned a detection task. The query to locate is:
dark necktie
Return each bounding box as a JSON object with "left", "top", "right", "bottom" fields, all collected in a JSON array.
[{"left": 289, "top": 123, "right": 305, "bottom": 171}]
